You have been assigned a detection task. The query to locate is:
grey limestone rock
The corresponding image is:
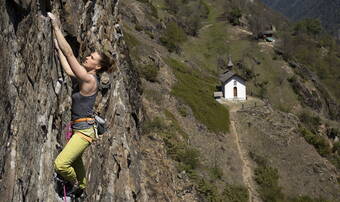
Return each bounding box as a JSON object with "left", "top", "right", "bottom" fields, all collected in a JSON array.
[{"left": 0, "top": 0, "right": 146, "bottom": 201}]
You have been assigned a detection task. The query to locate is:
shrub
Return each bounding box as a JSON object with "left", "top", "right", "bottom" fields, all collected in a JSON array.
[
  {"left": 222, "top": 183, "right": 249, "bottom": 202},
  {"left": 251, "top": 153, "right": 284, "bottom": 202},
  {"left": 135, "top": 24, "right": 143, "bottom": 32},
  {"left": 177, "top": 105, "right": 189, "bottom": 117},
  {"left": 162, "top": 132, "right": 199, "bottom": 173},
  {"left": 142, "top": 117, "right": 165, "bottom": 134},
  {"left": 148, "top": 2, "right": 158, "bottom": 18},
  {"left": 164, "top": 0, "right": 179, "bottom": 14},
  {"left": 196, "top": 179, "right": 219, "bottom": 201},
  {"left": 185, "top": 13, "right": 201, "bottom": 36},
  {"left": 177, "top": 0, "right": 209, "bottom": 36},
  {"left": 329, "top": 155, "right": 340, "bottom": 170},
  {"left": 327, "top": 127, "right": 340, "bottom": 139},
  {"left": 140, "top": 64, "right": 159, "bottom": 82},
  {"left": 164, "top": 109, "right": 189, "bottom": 139},
  {"left": 176, "top": 147, "right": 200, "bottom": 171},
  {"left": 145, "top": 30, "right": 154, "bottom": 39},
  {"left": 298, "top": 111, "right": 321, "bottom": 133},
  {"left": 258, "top": 85, "right": 267, "bottom": 99},
  {"left": 300, "top": 128, "right": 331, "bottom": 157},
  {"left": 333, "top": 142, "right": 340, "bottom": 154},
  {"left": 123, "top": 31, "right": 140, "bottom": 48},
  {"left": 199, "top": 0, "right": 210, "bottom": 19},
  {"left": 250, "top": 152, "right": 267, "bottom": 166},
  {"left": 254, "top": 165, "right": 284, "bottom": 202},
  {"left": 287, "top": 76, "right": 297, "bottom": 83},
  {"left": 136, "top": 0, "right": 158, "bottom": 18},
  {"left": 160, "top": 21, "right": 187, "bottom": 52},
  {"left": 144, "top": 88, "right": 163, "bottom": 105},
  {"left": 157, "top": 110, "right": 199, "bottom": 173},
  {"left": 236, "top": 62, "right": 255, "bottom": 80},
  {"left": 289, "top": 196, "right": 328, "bottom": 202},
  {"left": 209, "top": 166, "right": 223, "bottom": 180},
  {"left": 159, "top": 36, "right": 177, "bottom": 52},
  {"left": 228, "top": 8, "right": 242, "bottom": 26}
]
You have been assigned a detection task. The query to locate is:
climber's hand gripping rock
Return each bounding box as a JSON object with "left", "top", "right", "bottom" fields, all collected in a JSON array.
[{"left": 47, "top": 12, "right": 61, "bottom": 29}]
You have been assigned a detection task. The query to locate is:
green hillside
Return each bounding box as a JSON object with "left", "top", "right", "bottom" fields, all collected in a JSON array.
[{"left": 122, "top": 0, "right": 340, "bottom": 200}]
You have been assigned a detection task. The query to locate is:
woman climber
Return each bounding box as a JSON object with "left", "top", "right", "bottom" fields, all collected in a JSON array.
[{"left": 48, "top": 12, "right": 115, "bottom": 198}]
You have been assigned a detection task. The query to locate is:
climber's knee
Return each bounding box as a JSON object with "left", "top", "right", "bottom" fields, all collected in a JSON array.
[{"left": 54, "top": 157, "right": 68, "bottom": 173}]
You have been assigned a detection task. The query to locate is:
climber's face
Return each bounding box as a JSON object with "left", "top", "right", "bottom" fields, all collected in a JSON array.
[{"left": 83, "top": 52, "right": 101, "bottom": 71}]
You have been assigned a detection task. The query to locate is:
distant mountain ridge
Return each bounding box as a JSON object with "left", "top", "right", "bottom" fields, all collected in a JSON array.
[{"left": 259, "top": 0, "right": 340, "bottom": 38}]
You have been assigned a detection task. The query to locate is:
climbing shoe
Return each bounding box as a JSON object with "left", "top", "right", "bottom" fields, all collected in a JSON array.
[
  {"left": 53, "top": 172, "right": 73, "bottom": 198},
  {"left": 67, "top": 184, "right": 87, "bottom": 199}
]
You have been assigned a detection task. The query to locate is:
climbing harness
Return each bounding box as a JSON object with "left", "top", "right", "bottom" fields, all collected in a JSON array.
[
  {"left": 74, "top": 131, "right": 93, "bottom": 143},
  {"left": 64, "top": 117, "right": 96, "bottom": 142},
  {"left": 73, "top": 117, "right": 96, "bottom": 124},
  {"left": 64, "top": 115, "right": 107, "bottom": 143}
]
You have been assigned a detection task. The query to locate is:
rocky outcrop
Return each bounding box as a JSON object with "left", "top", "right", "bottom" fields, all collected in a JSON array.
[
  {"left": 235, "top": 106, "right": 340, "bottom": 200},
  {"left": 288, "top": 76, "right": 322, "bottom": 111},
  {"left": 0, "top": 0, "right": 147, "bottom": 201},
  {"left": 287, "top": 60, "right": 340, "bottom": 120}
]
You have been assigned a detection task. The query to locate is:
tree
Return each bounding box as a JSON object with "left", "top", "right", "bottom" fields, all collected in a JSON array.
[
  {"left": 248, "top": 11, "right": 265, "bottom": 38},
  {"left": 294, "top": 19, "right": 323, "bottom": 36},
  {"left": 228, "top": 8, "right": 242, "bottom": 25},
  {"left": 164, "top": 0, "right": 179, "bottom": 14}
]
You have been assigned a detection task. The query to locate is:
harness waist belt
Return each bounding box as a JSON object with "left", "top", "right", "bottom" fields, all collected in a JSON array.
[{"left": 73, "top": 118, "right": 95, "bottom": 123}]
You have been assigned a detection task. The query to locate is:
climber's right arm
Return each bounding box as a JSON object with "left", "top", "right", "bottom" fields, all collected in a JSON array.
[
  {"left": 57, "top": 48, "right": 76, "bottom": 77},
  {"left": 54, "top": 39, "right": 75, "bottom": 77}
]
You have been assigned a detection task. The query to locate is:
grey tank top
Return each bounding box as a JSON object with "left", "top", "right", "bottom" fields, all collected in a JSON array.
[{"left": 71, "top": 75, "right": 98, "bottom": 129}]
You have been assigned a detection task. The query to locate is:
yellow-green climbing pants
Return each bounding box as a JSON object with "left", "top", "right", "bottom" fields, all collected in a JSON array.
[{"left": 54, "top": 127, "right": 96, "bottom": 189}]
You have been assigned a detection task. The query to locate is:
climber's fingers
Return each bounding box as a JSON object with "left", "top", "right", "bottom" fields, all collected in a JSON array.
[
  {"left": 54, "top": 39, "right": 60, "bottom": 50},
  {"left": 47, "top": 12, "right": 57, "bottom": 21},
  {"left": 47, "top": 12, "right": 61, "bottom": 28}
]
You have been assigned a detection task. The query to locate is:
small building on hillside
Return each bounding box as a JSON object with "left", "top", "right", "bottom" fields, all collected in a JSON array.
[
  {"left": 219, "top": 71, "right": 246, "bottom": 100},
  {"left": 257, "top": 25, "right": 276, "bottom": 42}
]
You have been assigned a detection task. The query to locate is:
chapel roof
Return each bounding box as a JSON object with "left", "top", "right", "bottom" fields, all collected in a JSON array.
[{"left": 219, "top": 71, "right": 245, "bottom": 83}]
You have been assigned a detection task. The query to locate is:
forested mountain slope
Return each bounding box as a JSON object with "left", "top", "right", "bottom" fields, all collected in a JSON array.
[{"left": 260, "top": 0, "right": 340, "bottom": 38}]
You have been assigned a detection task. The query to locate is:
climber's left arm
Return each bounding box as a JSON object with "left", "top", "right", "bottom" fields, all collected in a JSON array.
[
  {"left": 48, "top": 12, "right": 90, "bottom": 82},
  {"left": 48, "top": 12, "right": 74, "bottom": 57}
]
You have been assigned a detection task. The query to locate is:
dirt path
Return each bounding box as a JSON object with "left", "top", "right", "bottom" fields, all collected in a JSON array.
[{"left": 229, "top": 104, "right": 262, "bottom": 202}]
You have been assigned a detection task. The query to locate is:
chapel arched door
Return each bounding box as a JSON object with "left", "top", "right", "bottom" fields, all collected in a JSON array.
[{"left": 233, "top": 87, "right": 237, "bottom": 98}]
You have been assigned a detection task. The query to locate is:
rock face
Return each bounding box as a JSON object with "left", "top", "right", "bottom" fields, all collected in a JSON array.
[
  {"left": 286, "top": 60, "right": 340, "bottom": 120},
  {"left": 0, "top": 0, "right": 147, "bottom": 201}
]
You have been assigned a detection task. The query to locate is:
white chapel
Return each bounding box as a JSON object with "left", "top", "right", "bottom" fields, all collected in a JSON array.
[
  {"left": 218, "top": 71, "right": 246, "bottom": 100},
  {"left": 214, "top": 56, "right": 246, "bottom": 100}
]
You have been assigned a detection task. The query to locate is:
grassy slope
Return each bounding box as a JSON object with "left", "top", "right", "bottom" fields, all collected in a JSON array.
[
  {"left": 182, "top": 0, "right": 300, "bottom": 113},
  {"left": 165, "top": 57, "right": 230, "bottom": 133},
  {"left": 156, "top": 0, "right": 231, "bottom": 133},
  {"left": 182, "top": 2, "right": 229, "bottom": 74}
]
